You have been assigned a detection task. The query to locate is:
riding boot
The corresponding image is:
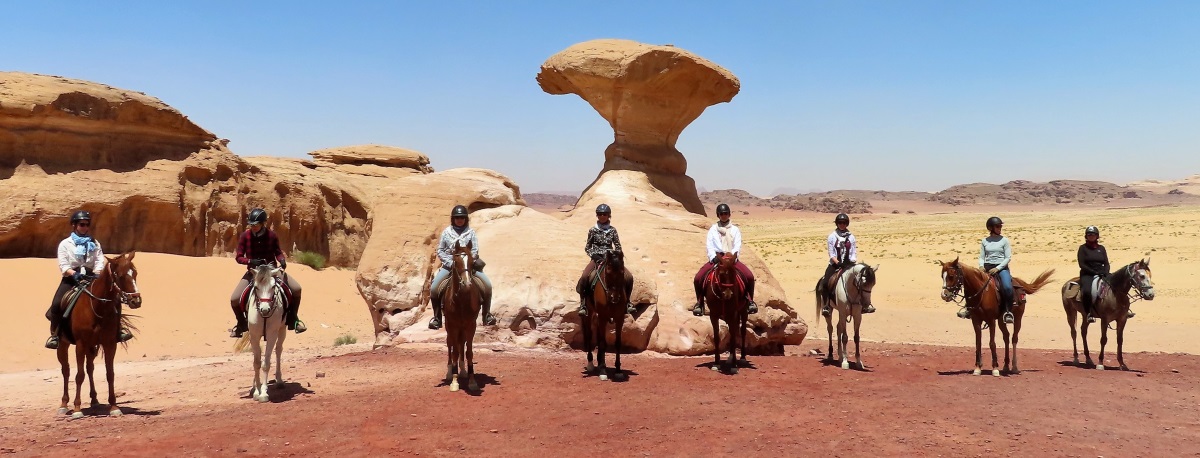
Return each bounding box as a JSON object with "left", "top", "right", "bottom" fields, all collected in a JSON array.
[
  {"left": 428, "top": 302, "right": 443, "bottom": 330},
  {"left": 624, "top": 281, "right": 636, "bottom": 315},
  {"left": 1083, "top": 296, "right": 1096, "bottom": 323},
  {"left": 577, "top": 294, "right": 589, "bottom": 317},
  {"left": 1126, "top": 309, "right": 1135, "bottom": 319},
  {"left": 118, "top": 329, "right": 133, "bottom": 343},
  {"left": 692, "top": 298, "right": 704, "bottom": 316},
  {"left": 46, "top": 309, "right": 61, "bottom": 349},
  {"left": 747, "top": 299, "right": 758, "bottom": 314},
  {"left": 1002, "top": 300, "right": 1014, "bottom": 324},
  {"left": 861, "top": 304, "right": 876, "bottom": 313},
  {"left": 956, "top": 307, "right": 971, "bottom": 319},
  {"left": 230, "top": 303, "right": 248, "bottom": 338},
  {"left": 481, "top": 298, "right": 497, "bottom": 326}
]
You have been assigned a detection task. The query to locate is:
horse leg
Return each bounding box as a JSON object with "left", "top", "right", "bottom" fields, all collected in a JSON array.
[
  {"left": 1011, "top": 316, "right": 1022, "bottom": 375},
  {"left": 1081, "top": 319, "right": 1094, "bottom": 367},
  {"left": 988, "top": 321, "right": 1000, "bottom": 377},
  {"left": 444, "top": 333, "right": 455, "bottom": 387},
  {"left": 72, "top": 344, "right": 86, "bottom": 418},
  {"left": 103, "top": 341, "right": 121, "bottom": 416},
  {"left": 710, "top": 313, "right": 722, "bottom": 372},
  {"left": 825, "top": 312, "right": 835, "bottom": 364},
  {"left": 1097, "top": 320, "right": 1109, "bottom": 371},
  {"left": 582, "top": 307, "right": 595, "bottom": 375},
  {"left": 853, "top": 311, "right": 864, "bottom": 370},
  {"left": 727, "top": 311, "right": 739, "bottom": 375},
  {"left": 838, "top": 310, "right": 849, "bottom": 370},
  {"left": 58, "top": 345, "right": 70, "bottom": 415},
  {"left": 614, "top": 313, "right": 627, "bottom": 380},
  {"left": 86, "top": 346, "right": 99, "bottom": 407},
  {"left": 449, "top": 332, "right": 462, "bottom": 392},
  {"left": 1066, "top": 304, "right": 1080, "bottom": 364},
  {"left": 1116, "top": 318, "right": 1128, "bottom": 371},
  {"left": 738, "top": 308, "right": 749, "bottom": 364},
  {"left": 597, "top": 318, "right": 609, "bottom": 381},
  {"left": 972, "top": 320, "right": 983, "bottom": 376},
  {"left": 251, "top": 338, "right": 268, "bottom": 402},
  {"left": 999, "top": 321, "right": 1012, "bottom": 374},
  {"left": 273, "top": 323, "right": 286, "bottom": 383},
  {"left": 466, "top": 337, "right": 479, "bottom": 392}
]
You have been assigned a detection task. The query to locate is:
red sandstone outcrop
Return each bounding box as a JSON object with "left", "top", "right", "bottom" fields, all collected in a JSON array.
[{"left": 537, "top": 39, "right": 740, "bottom": 215}]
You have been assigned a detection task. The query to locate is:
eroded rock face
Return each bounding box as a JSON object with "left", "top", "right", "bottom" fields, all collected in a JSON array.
[{"left": 537, "top": 39, "right": 740, "bottom": 215}]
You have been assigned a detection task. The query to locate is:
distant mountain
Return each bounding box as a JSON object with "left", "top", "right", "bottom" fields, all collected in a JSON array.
[
  {"left": 701, "top": 189, "right": 873, "bottom": 214},
  {"left": 523, "top": 193, "right": 578, "bottom": 208},
  {"left": 929, "top": 180, "right": 1142, "bottom": 206}
]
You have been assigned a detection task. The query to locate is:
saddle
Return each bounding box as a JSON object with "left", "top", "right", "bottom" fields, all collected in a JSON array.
[
  {"left": 432, "top": 273, "right": 489, "bottom": 306},
  {"left": 55, "top": 280, "right": 96, "bottom": 345},
  {"left": 705, "top": 266, "right": 746, "bottom": 294},
  {"left": 987, "top": 273, "right": 1027, "bottom": 305},
  {"left": 1065, "top": 277, "right": 1107, "bottom": 303}
]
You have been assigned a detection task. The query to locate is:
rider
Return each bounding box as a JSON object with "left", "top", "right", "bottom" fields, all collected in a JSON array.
[
  {"left": 427, "top": 205, "right": 496, "bottom": 330},
  {"left": 969, "top": 216, "right": 1015, "bottom": 324},
  {"left": 228, "top": 208, "right": 305, "bottom": 338},
  {"left": 692, "top": 203, "right": 758, "bottom": 316},
  {"left": 45, "top": 210, "right": 133, "bottom": 349},
  {"left": 1077, "top": 225, "right": 1123, "bottom": 322},
  {"left": 820, "top": 213, "right": 874, "bottom": 317},
  {"left": 576, "top": 204, "right": 635, "bottom": 317}
]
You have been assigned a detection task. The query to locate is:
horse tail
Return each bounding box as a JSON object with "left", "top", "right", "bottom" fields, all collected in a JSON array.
[
  {"left": 814, "top": 278, "right": 823, "bottom": 324},
  {"left": 233, "top": 334, "right": 251, "bottom": 353},
  {"left": 119, "top": 313, "right": 140, "bottom": 349},
  {"left": 1014, "top": 268, "right": 1056, "bottom": 295}
]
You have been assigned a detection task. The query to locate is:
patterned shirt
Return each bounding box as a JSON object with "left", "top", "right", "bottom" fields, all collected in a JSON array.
[
  {"left": 437, "top": 225, "right": 480, "bottom": 269},
  {"left": 235, "top": 229, "right": 286, "bottom": 269},
  {"left": 584, "top": 223, "right": 623, "bottom": 260}
]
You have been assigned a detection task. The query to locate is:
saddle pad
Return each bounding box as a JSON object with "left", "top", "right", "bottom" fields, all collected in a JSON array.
[{"left": 706, "top": 268, "right": 746, "bottom": 292}]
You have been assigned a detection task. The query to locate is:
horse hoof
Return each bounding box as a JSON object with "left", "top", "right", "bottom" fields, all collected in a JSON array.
[
  {"left": 710, "top": 366, "right": 718, "bottom": 372},
  {"left": 841, "top": 361, "right": 850, "bottom": 370},
  {"left": 992, "top": 369, "right": 1001, "bottom": 377},
  {"left": 450, "top": 380, "right": 460, "bottom": 392},
  {"left": 57, "top": 407, "right": 70, "bottom": 415},
  {"left": 109, "top": 408, "right": 123, "bottom": 417},
  {"left": 730, "top": 367, "right": 739, "bottom": 375},
  {"left": 599, "top": 374, "right": 609, "bottom": 381},
  {"left": 1096, "top": 364, "right": 1105, "bottom": 371},
  {"left": 1120, "top": 365, "right": 1129, "bottom": 371},
  {"left": 972, "top": 369, "right": 981, "bottom": 376},
  {"left": 71, "top": 411, "right": 84, "bottom": 420},
  {"left": 255, "top": 395, "right": 269, "bottom": 403}
]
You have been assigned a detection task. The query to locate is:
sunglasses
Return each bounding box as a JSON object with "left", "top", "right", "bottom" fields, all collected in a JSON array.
[{"left": 76, "top": 222, "right": 91, "bottom": 227}]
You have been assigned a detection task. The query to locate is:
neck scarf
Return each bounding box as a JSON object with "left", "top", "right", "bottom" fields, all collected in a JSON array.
[{"left": 70, "top": 232, "right": 96, "bottom": 258}]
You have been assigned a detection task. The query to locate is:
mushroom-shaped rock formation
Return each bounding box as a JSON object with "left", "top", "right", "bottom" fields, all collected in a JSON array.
[{"left": 537, "top": 39, "right": 740, "bottom": 215}]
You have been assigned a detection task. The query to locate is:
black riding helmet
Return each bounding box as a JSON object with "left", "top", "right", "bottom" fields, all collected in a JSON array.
[
  {"left": 247, "top": 208, "right": 268, "bottom": 225},
  {"left": 835, "top": 213, "right": 850, "bottom": 225},
  {"left": 716, "top": 203, "right": 731, "bottom": 215},
  {"left": 451, "top": 205, "right": 469, "bottom": 224},
  {"left": 986, "top": 216, "right": 1003, "bottom": 230},
  {"left": 70, "top": 210, "right": 91, "bottom": 225},
  {"left": 595, "top": 204, "right": 611, "bottom": 216},
  {"left": 1085, "top": 225, "right": 1099, "bottom": 237}
]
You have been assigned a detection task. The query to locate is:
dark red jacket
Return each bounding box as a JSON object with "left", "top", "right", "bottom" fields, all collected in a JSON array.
[{"left": 235, "top": 229, "right": 285, "bottom": 268}]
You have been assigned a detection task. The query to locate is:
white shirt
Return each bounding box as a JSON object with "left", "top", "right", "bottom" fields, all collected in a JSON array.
[
  {"left": 827, "top": 230, "right": 857, "bottom": 264},
  {"left": 57, "top": 236, "right": 105, "bottom": 276},
  {"left": 706, "top": 222, "right": 742, "bottom": 261}
]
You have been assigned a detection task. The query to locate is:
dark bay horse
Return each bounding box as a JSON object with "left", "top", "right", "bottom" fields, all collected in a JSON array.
[
  {"left": 1061, "top": 258, "right": 1155, "bottom": 370},
  {"left": 443, "top": 239, "right": 482, "bottom": 392},
  {"left": 580, "top": 249, "right": 629, "bottom": 382},
  {"left": 705, "top": 252, "right": 749, "bottom": 374},
  {"left": 57, "top": 251, "right": 142, "bottom": 418},
  {"left": 815, "top": 263, "right": 877, "bottom": 370},
  {"left": 939, "top": 257, "right": 1053, "bottom": 376}
]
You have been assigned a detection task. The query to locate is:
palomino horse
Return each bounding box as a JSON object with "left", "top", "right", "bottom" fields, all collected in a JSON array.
[
  {"left": 233, "top": 263, "right": 288, "bottom": 402},
  {"left": 704, "top": 252, "right": 750, "bottom": 374},
  {"left": 580, "top": 249, "right": 629, "bottom": 382},
  {"left": 939, "top": 258, "right": 1054, "bottom": 376},
  {"left": 814, "top": 263, "right": 877, "bottom": 370},
  {"left": 57, "top": 251, "right": 142, "bottom": 419},
  {"left": 1061, "top": 258, "right": 1155, "bottom": 370},
  {"left": 443, "top": 239, "right": 482, "bottom": 392}
]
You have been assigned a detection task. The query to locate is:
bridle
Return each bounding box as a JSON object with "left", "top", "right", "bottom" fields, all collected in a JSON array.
[
  {"left": 841, "top": 264, "right": 874, "bottom": 307},
  {"left": 942, "top": 262, "right": 992, "bottom": 306}
]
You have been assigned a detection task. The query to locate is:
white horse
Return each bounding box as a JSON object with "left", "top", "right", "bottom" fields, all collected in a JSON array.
[
  {"left": 815, "top": 263, "right": 878, "bottom": 370},
  {"left": 234, "top": 264, "right": 287, "bottom": 402}
]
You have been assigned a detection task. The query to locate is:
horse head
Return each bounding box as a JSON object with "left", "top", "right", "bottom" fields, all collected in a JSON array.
[
  {"left": 451, "top": 239, "right": 475, "bottom": 290},
  {"left": 854, "top": 263, "right": 878, "bottom": 307},
  {"left": 251, "top": 264, "right": 283, "bottom": 317},
  {"left": 939, "top": 257, "right": 964, "bottom": 302},
  {"left": 105, "top": 251, "right": 142, "bottom": 309},
  {"left": 716, "top": 252, "right": 738, "bottom": 300},
  {"left": 599, "top": 249, "right": 627, "bottom": 305},
  {"left": 1128, "top": 258, "right": 1155, "bottom": 300}
]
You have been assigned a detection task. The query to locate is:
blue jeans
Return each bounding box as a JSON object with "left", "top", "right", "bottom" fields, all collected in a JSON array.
[
  {"left": 431, "top": 267, "right": 492, "bottom": 302},
  {"left": 987, "top": 265, "right": 1013, "bottom": 310}
]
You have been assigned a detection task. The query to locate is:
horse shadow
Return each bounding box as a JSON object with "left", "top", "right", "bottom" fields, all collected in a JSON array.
[
  {"left": 238, "top": 381, "right": 314, "bottom": 403},
  {"left": 434, "top": 372, "right": 501, "bottom": 396},
  {"left": 72, "top": 403, "right": 162, "bottom": 418},
  {"left": 817, "top": 358, "right": 871, "bottom": 372},
  {"left": 936, "top": 369, "right": 1042, "bottom": 376},
  {"left": 1056, "top": 360, "right": 1145, "bottom": 374},
  {"left": 694, "top": 359, "right": 759, "bottom": 374},
  {"left": 580, "top": 367, "right": 641, "bottom": 383}
]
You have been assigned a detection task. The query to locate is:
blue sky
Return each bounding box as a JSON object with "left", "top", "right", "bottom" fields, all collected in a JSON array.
[{"left": 4, "top": 1, "right": 1198, "bottom": 195}]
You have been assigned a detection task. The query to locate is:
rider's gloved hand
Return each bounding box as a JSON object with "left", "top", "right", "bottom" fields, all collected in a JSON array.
[
  {"left": 72, "top": 271, "right": 86, "bottom": 282},
  {"left": 248, "top": 259, "right": 264, "bottom": 268},
  {"left": 590, "top": 254, "right": 603, "bottom": 264},
  {"left": 987, "top": 267, "right": 1000, "bottom": 275}
]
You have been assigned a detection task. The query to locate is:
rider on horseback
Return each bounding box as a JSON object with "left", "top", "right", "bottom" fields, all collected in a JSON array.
[
  {"left": 692, "top": 203, "right": 758, "bottom": 316},
  {"left": 576, "top": 204, "right": 635, "bottom": 317},
  {"left": 962, "top": 216, "right": 1016, "bottom": 323},
  {"left": 1077, "top": 225, "right": 1133, "bottom": 322},
  {"left": 228, "top": 208, "right": 305, "bottom": 338},
  {"left": 45, "top": 210, "right": 133, "bottom": 349},
  {"left": 427, "top": 205, "right": 496, "bottom": 330},
  {"left": 819, "top": 213, "right": 874, "bottom": 317}
]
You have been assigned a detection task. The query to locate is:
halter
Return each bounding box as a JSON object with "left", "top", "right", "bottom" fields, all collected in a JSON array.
[
  {"left": 252, "top": 268, "right": 283, "bottom": 319},
  {"left": 1121, "top": 262, "right": 1153, "bottom": 303},
  {"left": 708, "top": 254, "right": 740, "bottom": 300},
  {"left": 79, "top": 263, "right": 141, "bottom": 310},
  {"left": 942, "top": 263, "right": 993, "bottom": 306}
]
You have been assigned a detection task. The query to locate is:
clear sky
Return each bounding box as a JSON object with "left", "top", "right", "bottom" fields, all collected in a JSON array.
[{"left": 4, "top": 1, "right": 1198, "bottom": 195}]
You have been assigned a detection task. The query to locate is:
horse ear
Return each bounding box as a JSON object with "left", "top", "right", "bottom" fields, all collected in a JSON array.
[
  {"left": 952, "top": 256, "right": 959, "bottom": 265},
  {"left": 126, "top": 250, "right": 136, "bottom": 261},
  {"left": 872, "top": 264, "right": 880, "bottom": 273},
  {"left": 1144, "top": 255, "right": 1150, "bottom": 267}
]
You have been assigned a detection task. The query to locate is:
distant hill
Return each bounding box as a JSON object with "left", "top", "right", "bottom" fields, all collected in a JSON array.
[
  {"left": 524, "top": 193, "right": 578, "bottom": 209},
  {"left": 929, "top": 180, "right": 1140, "bottom": 206},
  {"left": 701, "top": 189, "right": 873, "bottom": 213}
]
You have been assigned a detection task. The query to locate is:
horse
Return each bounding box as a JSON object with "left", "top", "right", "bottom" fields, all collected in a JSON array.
[
  {"left": 233, "top": 263, "right": 288, "bottom": 402},
  {"left": 56, "top": 251, "right": 142, "bottom": 419},
  {"left": 939, "top": 257, "right": 1054, "bottom": 376},
  {"left": 814, "top": 263, "right": 877, "bottom": 370},
  {"left": 704, "top": 252, "right": 750, "bottom": 374},
  {"left": 442, "top": 239, "right": 482, "bottom": 392},
  {"left": 580, "top": 249, "right": 629, "bottom": 382},
  {"left": 1061, "top": 258, "right": 1155, "bottom": 370}
]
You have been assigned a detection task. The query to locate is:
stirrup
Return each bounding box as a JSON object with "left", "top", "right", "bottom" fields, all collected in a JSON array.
[
  {"left": 1126, "top": 310, "right": 1136, "bottom": 319},
  {"left": 482, "top": 313, "right": 497, "bottom": 326},
  {"left": 747, "top": 300, "right": 758, "bottom": 314},
  {"left": 428, "top": 316, "right": 442, "bottom": 330},
  {"left": 956, "top": 307, "right": 971, "bottom": 319},
  {"left": 821, "top": 305, "right": 832, "bottom": 318},
  {"left": 294, "top": 320, "right": 307, "bottom": 334},
  {"left": 692, "top": 302, "right": 704, "bottom": 317},
  {"left": 861, "top": 304, "right": 876, "bottom": 313},
  {"left": 45, "top": 335, "right": 59, "bottom": 350},
  {"left": 229, "top": 327, "right": 244, "bottom": 338},
  {"left": 117, "top": 329, "right": 133, "bottom": 343},
  {"left": 1085, "top": 313, "right": 1096, "bottom": 323},
  {"left": 626, "top": 303, "right": 636, "bottom": 315},
  {"left": 1003, "top": 311, "right": 1014, "bottom": 324}
]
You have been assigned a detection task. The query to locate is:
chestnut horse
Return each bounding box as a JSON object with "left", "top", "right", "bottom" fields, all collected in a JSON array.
[
  {"left": 1061, "top": 258, "right": 1155, "bottom": 370},
  {"left": 939, "top": 258, "right": 1053, "bottom": 376},
  {"left": 815, "top": 263, "right": 877, "bottom": 370},
  {"left": 56, "top": 251, "right": 142, "bottom": 419},
  {"left": 705, "top": 252, "right": 750, "bottom": 374},
  {"left": 443, "top": 239, "right": 482, "bottom": 392},
  {"left": 580, "top": 249, "right": 629, "bottom": 382},
  {"left": 233, "top": 263, "right": 288, "bottom": 402}
]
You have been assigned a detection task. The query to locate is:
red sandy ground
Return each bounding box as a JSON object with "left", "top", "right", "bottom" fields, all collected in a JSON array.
[{"left": 2, "top": 343, "right": 1197, "bottom": 457}]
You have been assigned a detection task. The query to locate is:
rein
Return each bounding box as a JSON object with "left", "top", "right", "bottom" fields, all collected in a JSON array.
[{"left": 944, "top": 264, "right": 994, "bottom": 307}]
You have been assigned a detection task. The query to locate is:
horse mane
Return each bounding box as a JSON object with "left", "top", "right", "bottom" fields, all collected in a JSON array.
[
  {"left": 956, "top": 263, "right": 989, "bottom": 290},
  {"left": 857, "top": 263, "right": 876, "bottom": 286},
  {"left": 1012, "top": 269, "right": 1055, "bottom": 294}
]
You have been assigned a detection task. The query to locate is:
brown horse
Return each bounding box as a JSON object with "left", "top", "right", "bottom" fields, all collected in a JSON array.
[
  {"left": 56, "top": 251, "right": 142, "bottom": 418},
  {"left": 939, "top": 257, "right": 1053, "bottom": 376},
  {"left": 580, "top": 249, "right": 629, "bottom": 382},
  {"left": 442, "top": 240, "right": 482, "bottom": 392},
  {"left": 704, "top": 252, "right": 749, "bottom": 374},
  {"left": 1061, "top": 258, "right": 1155, "bottom": 370}
]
